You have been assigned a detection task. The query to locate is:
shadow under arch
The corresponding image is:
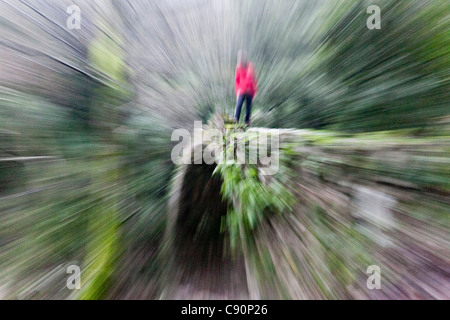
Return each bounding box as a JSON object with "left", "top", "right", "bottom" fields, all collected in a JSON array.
[{"left": 159, "top": 161, "right": 248, "bottom": 299}]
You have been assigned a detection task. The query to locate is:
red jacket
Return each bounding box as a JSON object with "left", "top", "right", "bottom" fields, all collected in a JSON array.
[{"left": 235, "top": 63, "right": 258, "bottom": 98}]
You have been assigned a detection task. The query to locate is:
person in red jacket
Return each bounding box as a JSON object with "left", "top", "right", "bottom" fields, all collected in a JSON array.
[{"left": 234, "top": 50, "right": 258, "bottom": 126}]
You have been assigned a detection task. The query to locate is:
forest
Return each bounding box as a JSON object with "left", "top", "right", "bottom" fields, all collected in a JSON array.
[{"left": 0, "top": 0, "right": 448, "bottom": 299}]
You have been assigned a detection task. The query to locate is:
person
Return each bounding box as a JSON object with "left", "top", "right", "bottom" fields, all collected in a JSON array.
[{"left": 234, "top": 50, "right": 258, "bottom": 126}]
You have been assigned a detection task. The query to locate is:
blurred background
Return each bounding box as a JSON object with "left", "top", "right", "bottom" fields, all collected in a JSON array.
[{"left": 0, "top": 0, "right": 448, "bottom": 299}]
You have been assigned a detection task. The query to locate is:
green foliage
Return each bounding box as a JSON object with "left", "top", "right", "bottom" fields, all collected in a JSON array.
[
  {"left": 316, "top": 0, "right": 449, "bottom": 132},
  {"left": 0, "top": 0, "right": 449, "bottom": 299},
  {"left": 242, "top": 0, "right": 450, "bottom": 132},
  {"left": 78, "top": 197, "right": 120, "bottom": 300},
  {"left": 213, "top": 131, "right": 296, "bottom": 251}
]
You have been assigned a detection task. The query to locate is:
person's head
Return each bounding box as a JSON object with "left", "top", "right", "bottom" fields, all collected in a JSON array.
[{"left": 238, "top": 49, "right": 249, "bottom": 68}]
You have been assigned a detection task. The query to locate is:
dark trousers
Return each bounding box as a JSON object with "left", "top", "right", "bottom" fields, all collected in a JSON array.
[{"left": 235, "top": 94, "right": 253, "bottom": 124}]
